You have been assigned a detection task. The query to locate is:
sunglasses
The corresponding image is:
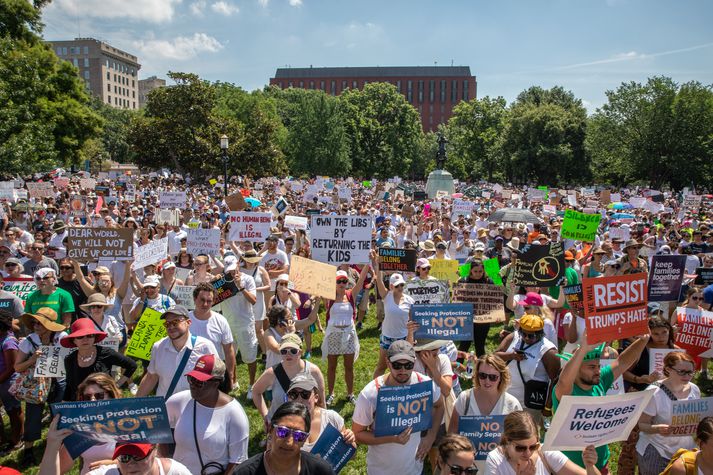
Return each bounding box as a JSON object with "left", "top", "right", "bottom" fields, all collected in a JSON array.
[
  {"left": 4, "top": 263, "right": 17, "bottom": 268},
  {"left": 81, "top": 391, "right": 107, "bottom": 401},
  {"left": 419, "top": 267, "right": 431, "bottom": 271},
  {"left": 690, "top": 296, "right": 703, "bottom": 301},
  {"left": 287, "top": 389, "right": 313, "bottom": 400},
  {"left": 163, "top": 318, "right": 187, "bottom": 328},
  {"left": 187, "top": 375, "right": 221, "bottom": 388},
  {"left": 448, "top": 465, "right": 478, "bottom": 475},
  {"left": 273, "top": 425, "right": 310, "bottom": 443},
  {"left": 35, "top": 276, "right": 53, "bottom": 281},
  {"left": 59, "top": 266, "right": 73, "bottom": 270},
  {"left": 280, "top": 348, "right": 300, "bottom": 356},
  {"left": 519, "top": 330, "right": 543, "bottom": 340},
  {"left": 277, "top": 282, "right": 289, "bottom": 287},
  {"left": 391, "top": 361, "right": 414, "bottom": 370},
  {"left": 671, "top": 368, "right": 695, "bottom": 377},
  {"left": 513, "top": 442, "right": 540, "bottom": 453},
  {"left": 607, "top": 264, "right": 621, "bottom": 269},
  {"left": 478, "top": 372, "right": 500, "bottom": 382},
  {"left": 336, "top": 279, "right": 348, "bottom": 284},
  {"left": 118, "top": 452, "right": 151, "bottom": 464}
]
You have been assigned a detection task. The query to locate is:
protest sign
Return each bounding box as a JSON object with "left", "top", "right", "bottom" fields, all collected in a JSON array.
[
  {"left": 411, "top": 303, "right": 473, "bottom": 340},
  {"left": 228, "top": 212, "right": 272, "bottom": 242},
  {"left": 452, "top": 283, "right": 505, "bottom": 323},
  {"left": 378, "top": 248, "right": 417, "bottom": 273},
  {"left": 373, "top": 380, "right": 433, "bottom": 437},
  {"left": 609, "top": 227, "right": 630, "bottom": 242},
  {"left": 212, "top": 275, "right": 240, "bottom": 305},
  {"left": 512, "top": 242, "right": 566, "bottom": 287},
  {"left": 132, "top": 237, "right": 168, "bottom": 270},
  {"left": 452, "top": 200, "right": 474, "bottom": 217},
  {"left": 170, "top": 285, "right": 196, "bottom": 310},
  {"left": 564, "top": 284, "right": 584, "bottom": 315},
  {"left": 186, "top": 228, "right": 221, "bottom": 256},
  {"left": 629, "top": 197, "right": 646, "bottom": 208},
  {"left": 310, "top": 215, "right": 371, "bottom": 264},
  {"left": 582, "top": 274, "right": 648, "bottom": 345},
  {"left": 125, "top": 308, "right": 166, "bottom": 361},
  {"left": 543, "top": 390, "right": 654, "bottom": 451},
  {"left": 52, "top": 396, "right": 173, "bottom": 459},
  {"left": 273, "top": 197, "right": 288, "bottom": 215},
  {"left": 66, "top": 227, "right": 134, "bottom": 262},
  {"left": 561, "top": 210, "right": 601, "bottom": 242},
  {"left": 54, "top": 177, "right": 70, "bottom": 190},
  {"left": 458, "top": 415, "right": 505, "bottom": 461},
  {"left": 159, "top": 191, "right": 186, "bottom": 208},
  {"left": 34, "top": 346, "right": 74, "bottom": 378},
  {"left": 683, "top": 195, "right": 702, "bottom": 211},
  {"left": 528, "top": 189, "right": 545, "bottom": 202},
  {"left": 647, "top": 255, "right": 687, "bottom": 301},
  {"left": 670, "top": 397, "right": 713, "bottom": 436},
  {"left": 675, "top": 307, "right": 713, "bottom": 358},
  {"left": 404, "top": 280, "right": 450, "bottom": 305},
  {"left": 284, "top": 215, "right": 308, "bottom": 230},
  {"left": 482, "top": 257, "right": 503, "bottom": 286},
  {"left": 695, "top": 267, "right": 713, "bottom": 286},
  {"left": 69, "top": 195, "right": 87, "bottom": 217},
  {"left": 2, "top": 277, "right": 37, "bottom": 305},
  {"left": 337, "top": 187, "right": 351, "bottom": 202},
  {"left": 649, "top": 348, "right": 680, "bottom": 374},
  {"left": 310, "top": 423, "right": 357, "bottom": 473},
  {"left": 430, "top": 259, "right": 460, "bottom": 283},
  {"left": 225, "top": 192, "right": 247, "bottom": 211},
  {"left": 156, "top": 209, "right": 180, "bottom": 227},
  {"left": 26, "top": 182, "right": 54, "bottom": 198},
  {"left": 600, "top": 359, "right": 624, "bottom": 396},
  {"left": 289, "top": 255, "right": 337, "bottom": 300}
]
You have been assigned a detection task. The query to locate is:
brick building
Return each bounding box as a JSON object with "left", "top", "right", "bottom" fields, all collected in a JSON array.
[
  {"left": 138, "top": 76, "right": 166, "bottom": 108},
  {"left": 269, "top": 66, "right": 477, "bottom": 131}
]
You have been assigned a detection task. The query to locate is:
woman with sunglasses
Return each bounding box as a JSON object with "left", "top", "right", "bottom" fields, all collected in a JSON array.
[
  {"left": 435, "top": 434, "right": 477, "bottom": 475},
  {"left": 263, "top": 304, "right": 319, "bottom": 371},
  {"left": 636, "top": 351, "right": 701, "bottom": 475},
  {"left": 71, "top": 260, "right": 130, "bottom": 330},
  {"left": 238, "top": 249, "right": 271, "bottom": 354},
  {"left": 268, "top": 274, "right": 301, "bottom": 320},
  {"left": 683, "top": 287, "right": 710, "bottom": 377},
  {"left": 485, "top": 411, "right": 599, "bottom": 475},
  {"left": 234, "top": 401, "right": 335, "bottom": 475},
  {"left": 457, "top": 258, "right": 494, "bottom": 358}
]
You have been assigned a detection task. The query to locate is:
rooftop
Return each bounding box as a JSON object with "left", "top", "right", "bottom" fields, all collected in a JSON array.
[{"left": 274, "top": 66, "right": 473, "bottom": 79}]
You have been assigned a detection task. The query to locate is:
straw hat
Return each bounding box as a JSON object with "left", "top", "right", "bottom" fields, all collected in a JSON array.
[
  {"left": 241, "top": 249, "right": 262, "bottom": 264},
  {"left": 506, "top": 238, "right": 521, "bottom": 252},
  {"left": 419, "top": 240, "right": 436, "bottom": 252},
  {"left": 21, "top": 308, "right": 66, "bottom": 333},
  {"left": 79, "top": 293, "right": 113, "bottom": 311},
  {"left": 623, "top": 239, "right": 642, "bottom": 251}
]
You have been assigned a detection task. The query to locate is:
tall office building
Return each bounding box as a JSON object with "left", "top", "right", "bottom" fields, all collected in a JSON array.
[
  {"left": 47, "top": 38, "right": 141, "bottom": 110},
  {"left": 269, "top": 66, "right": 477, "bottom": 131},
  {"left": 138, "top": 76, "right": 166, "bottom": 108}
]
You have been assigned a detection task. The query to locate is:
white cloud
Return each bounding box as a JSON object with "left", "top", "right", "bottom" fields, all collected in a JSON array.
[
  {"left": 211, "top": 1, "right": 239, "bottom": 15},
  {"left": 288, "top": 0, "right": 302, "bottom": 6},
  {"left": 54, "top": 0, "right": 182, "bottom": 23},
  {"left": 556, "top": 43, "right": 713, "bottom": 71},
  {"left": 190, "top": 0, "right": 206, "bottom": 15},
  {"left": 133, "top": 33, "right": 224, "bottom": 61},
  {"left": 258, "top": 0, "right": 269, "bottom": 6}
]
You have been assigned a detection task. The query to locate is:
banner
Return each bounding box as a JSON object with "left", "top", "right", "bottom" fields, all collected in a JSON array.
[
  {"left": 582, "top": 274, "right": 648, "bottom": 345},
  {"left": 132, "top": 238, "right": 168, "bottom": 270},
  {"left": 543, "top": 390, "right": 654, "bottom": 451},
  {"left": 458, "top": 415, "right": 505, "bottom": 461},
  {"left": 310, "top": 423, "right": 356, "bottom": 474},
  {"left": 675, "top": 307, "right": 713, "bottom": 358},
  {"left": 125, "top": 308, "right": 166, "bottom": 361},
  {"left": 430, "top": 259, "right": 461, "bottom": 283},
  {"left": 373, "top": 380, "right": 433, "bottom": 437},
  {"left": 2, "top": 277, "right": 37, "bottom": 305},
  {"left": 649, "top": 348, "right": 680, "bottom": 374},
  {"left": 411, "top": 303, "right": 473, "bottom": 340},
  {"left": 647, "top": 255, "right": 687, "bottom": 302},
  {"left": 600, "top": 359, "right": 624, "bottom": 396},
  {"left": 186, "top": 228, "right": 221, "bottom": 256},
  {"left": 159, "top": 191, "right": 186, "bottom": 208},
  {"left": 670, "top": 397, "right": 713, "bottom": 436},
  {"left": 212, "top": 275, "right": 240, "bottom": 305},
  {"left": 170, "top": 285, "right": 196, "bottom": 310},
  {"left": 310, "top": 215, "right": 371, "bottom": 264},
  {"left": 695, "top": 267, "right": 713, "bottom": 286},
  {"left": 404, "top": 280, "right": 449, "bottom": 305},
  {"left": 66, "top": 227, "right": 134, "bottom": 262},
  {"left": 512, "top": 242, "right": 566, "bottom": 287},
  {"left": 289, "top": 255, "right": 337, "bottom": 300},
  {"left": 378, "top": 248, "right": 417, "bottom": 273},
  {"left": 452, "top": 283, "right": 506, "bottom": 323},
  {"left": 564, "top": 284, "right": 584, "bottom": 315},
  {"left": 284, "top": 215, "right": 308, "bottom": 230},
  {"left": 34, "top": 346, "right": 74, "bottom": 378},
  {"left": 561, "top": 210, "right": 601, "bottom": 242},
  {"left": 228, "top": 212, "right": 272, "bottom": 242}
]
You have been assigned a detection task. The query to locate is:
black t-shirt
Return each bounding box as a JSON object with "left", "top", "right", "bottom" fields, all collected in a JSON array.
[
  {"left": 233, "top": 451, "right": 335, "bottom": 475},
  {"left": 57, "top": 278, "right": 88, "bottom": 319}
]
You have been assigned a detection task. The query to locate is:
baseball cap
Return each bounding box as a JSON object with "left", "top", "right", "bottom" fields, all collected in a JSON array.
[
  {"left": 161, "top": 305, "right": 189, "bottom": 320},
  {"left": 389, "top": 274, "right": 406, "bottom": 286},
  {"left": 519, "top": 314, "right": 545, "bottom": 332},
  {"left": 387, "top": 340, "right": 415, "bottom": 363},
  {"left": 279, "top": 333, "right": 302, "bottom": 351},
  {"left": 142, "top": 275, "right": 160, "bottom": 287},
  {"left": 113, "top": 443, "right": 154, "bottom": 460},
  {"left": 518, "top": 292, "right": 544, "bottom": 307},
  {"left": 186, "top": 354, "right": 225, "bottom": 382},
  {"left": 288, "top": 373, "right": 318, "bottom": 393},
  {"left": 473, "top": 242, "right": 486, "bottom": 252},
  {"left": 416, "top": 258, "right": 430, "bottom": 269}
]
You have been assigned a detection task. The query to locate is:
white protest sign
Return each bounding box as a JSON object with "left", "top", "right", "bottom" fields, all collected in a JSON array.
[
  {"left": 452, "top": 200, "right": 474, "bottom": 217},
  {"left": 284, "top": 215, "right": 308, "bottom": 230},
  {"left": 543, "top": 390, "right": 654, "bottom": 451},
  {"left": 159, "top": 191, "right": 187, "bottom": 209},
  {"left": 228, "top": 212, "right": 272, "bottom": 242},
  {"left": 132, "top": 237, "right": 168, "bottom": 270},
  {"left": 337, "top": 187, "right": 351, "bottom": 201},
  {"left": 156, "top": 209, "right": 180, "bottom": 227},
  {"left": 310, "top": 215, "right": 371, "bottom": 264},
  {"left": 567, "top": 195, "right": 578, "bottom": 206},
  {"left": 600, "top": 359, "right": 624, "bottom": 396},
  {"left": 611, "top": 193, "right": 621, "bottom": 202},
  {"left": 170, "top": 285, "right": 196, "bottom": 310},
  {"left": 649, "top": 348, "right": 680, "bottom": 375},
  {"left": 34, "top": 346, "right": 74, "bottom": 378},
  {"left": 186, "top": 228, "right": 221, "bottom": 256},
  {"left": 609, "top": 227, "right": 631, "bottom": 242},
  {"left": 629, "top": 197, "right": 646, "bottom": 208},
  {"left": 26, "top": 182, "right": 54, "bottom": 198},
  {"left": 79, "top": 178, "right": 96, "bottom": 190}
]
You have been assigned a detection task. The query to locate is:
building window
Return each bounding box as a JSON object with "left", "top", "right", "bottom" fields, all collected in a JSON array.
[
  {"left": 72, "top": 58, "right": 78, "bottom": 67},
  {"left": 107, "top": 84, "right": 110, "bottom": 92},
  {"left": 341, "top": 80, "right": 347, "bottom": 91},
  {"left": 418, "top": 80, "right": 424, "bottom": 103},
  {"left": 133, "top": 91, "right": 135, "bottom": 98},
  {"left": 352, "top": 81, "right": 357, "bottom": 89},
  {"left": 299, "top": 81, "right": 304, "bottom": 88},
  {"left": 56, "top": 47, "right": 61, "bottom": 55},
  {"left": 62, "top": 47, "right": 67, "bottom": 55},
  {"left": 84, "top": 58, "right": 89, "bottom": 67},
  {"left": 107, "top": 96, "right": 111, "bottom": 104},
  {"left": 440, "top": 80, "right": 446, "bottom": 103},
  {"left": 330, "top": 81, "right": 336, "bottom": 95},
  {"left": 429, "top": 80, "right": 435, "bottom": 102},
  {"left": 132, "top": 80, "right": 135, "bottom": 87},
  {"left": 83, "top": 46, "right": 88, "bottom": 54},
  {"left": 83, "top": 70, "right": 89, "bottom": 79},
  {"left": 114, "top": 85, "right": 117, "bottom": 93},
  {"left": 309, "top": 81, "right": 314, "bottom": 89},
  {"left": 407, "top": 80, "right": 413, "bottom": 103},
  {"left": 133, "top": 102, "right": 136, "bottom": 109},
  {"left": 440, "top": 104, "right": 445, "bottom": 113},
  {"left": 463, "top": 80, "right": 469, "bottom": 101},
  {"left": 320, "top": 80, "right": 325, "bottom": 91},
  {"left": 451, "top": 80, "right": 458, "bottom": 103},
  {"left": 396, "top": 80, "right": 402, "bottom": 93},
  {"left": 429, "top": 104, "right": 433, "bottom": 113},
  {"left": 106, "top": 71, "right": 110, "bottom": 80}
]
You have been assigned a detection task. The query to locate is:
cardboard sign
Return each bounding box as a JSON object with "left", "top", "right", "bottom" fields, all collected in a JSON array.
[
  {"left": 582, "top": 274, "right": 648, "bottom": 345},
  {"left": 452, "top": 283, "right": 506, "bottom": 323},
  {"left": 66, "top": 227, "right": 134, "bottom": 262},
  {"left": 459, "top": 415, "right": 505, "bottom": 461},
  {"left": 310, "top": 215, "right": 371, "bottom": 264},
  {"left": 675, "top": 307, "right": 713, "bottom": 358},
  {"left": 378, "top": 248, "right": 417, "bottom": 273},
  {"left": 170, "top": 285, "right": 196, "bottom": 310},
  {"left": 430, "top": 259, "right": 461, "bottom": 283},
  {"left": 647, "top": 255, "right": 687, "bottom": 302},
  {"left": 561, "top": 210, "right": 601, "bottom": 242},
  {"left": 2, "top": 277, "right": 37, "bottom": 305},
  {"left": 373, "top": 380, "right": 433, "bottom": 437},
  {"left": 212, "top": 275, "right": 240, "bottom": 305},
  {"left": 649, "top": 348, "right": 680, "bottom": 375},
  {"left": 288, "top": 255, "right": 337, "bottom": 300},
  {"left": 225, "top": 192, "right": 247, "bottom": 211},
  {"left": 228, "top": 212, "right": 272, "bottom": 242},
  {"left": 543, "top": 390, "right": 654, "bottom": 451},
  {"left": 695, "top": 267, "right": 713, "bottom": 286},
  {"left": 186, "top": 228, "right": 221, "bottom": 256},
  {"left": 670, "top": 397, "right": 713, "bottom": 436},
  {"left": 54, "top": 177, "right": 70, "bottom": 190},
  {"left": 26, "top": 182, "right": 54, "bottom": 198},
  {"left": 34, "top": 346, "right": 74, "bottom": 378},
  {"left": 125, "top": 308, "right": 167, "bottom": 360},
  {"left": 132, "top": 238, "right": 168, "bottom": 270},
  {"left": 159, "top": 191, "right": 186, "bottom": 208},
  {"left": 310, "top": 423, "right": 356, "bottom": 473},
  {"left": 404, "top": 280, "right": 450, "bottom": 305},
  {"left": 411, "top": 303, "right": 473, "bottom": 340},
  {"left": 284, "top": 215, "right": 308, "bottom": 230},
  {"left": 564, "top": 284, "right": 584, "bottom": 315},
  {"left": 512, "top": 242, "right": 566, "bottom": 287}
]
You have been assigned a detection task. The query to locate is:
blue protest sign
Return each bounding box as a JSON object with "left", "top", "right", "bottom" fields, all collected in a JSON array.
[
  {"left": 458, "top": 415, "right": 505, "bottom": 460},
  {"left": 310, "top": 423, "right": 356, "bottom": 473},
  {"left": 51, "top": 397, "right": 173, "bottom": 459},
  {"left": 374, "top": 380, "right": 433, "bottom": 437},
  {"left": 411, "top": 303, "right": 473, "bottom": 341}
]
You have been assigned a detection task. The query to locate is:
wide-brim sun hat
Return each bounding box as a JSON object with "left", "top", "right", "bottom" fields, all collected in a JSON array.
[
  {"left": 61, "top": 318, "right": 107, "bottom": 348},
  {"left": 21, "top": 308, "right": 65, "bottom": 333}
]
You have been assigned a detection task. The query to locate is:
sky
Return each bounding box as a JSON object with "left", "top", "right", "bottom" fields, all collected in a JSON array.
[{"left": 41, "top": 0, "right": 713, "bottom": 111}]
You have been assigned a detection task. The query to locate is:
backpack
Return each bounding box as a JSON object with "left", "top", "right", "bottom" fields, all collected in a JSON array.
[{"left": 661, "top": 448, "right": 698, "bottom": 475}]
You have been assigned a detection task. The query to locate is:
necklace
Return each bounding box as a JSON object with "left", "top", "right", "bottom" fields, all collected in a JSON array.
[{"left": 79, "top": 350, "right": 96, "bottom": 364}]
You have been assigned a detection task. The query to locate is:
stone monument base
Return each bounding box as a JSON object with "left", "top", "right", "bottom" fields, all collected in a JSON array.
[{"left": 425, "top": 169, "right": 455, "bottom": 199}]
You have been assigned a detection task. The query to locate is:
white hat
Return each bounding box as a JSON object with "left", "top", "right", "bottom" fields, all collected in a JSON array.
[
  {"left": 143, "top": 275, "right": 161, "bottom": 287},
  {"left": 276, "top": 273, "right": 290, "bottom": 283},
  {"left": 162, "top": 261, "right": 176, "bottom": 270},
  {"left": 473, "top": 242, "right": 486, "bottom": 252},
  {"left": 389, "top": 274, "right": 406, "bottom": 287}
]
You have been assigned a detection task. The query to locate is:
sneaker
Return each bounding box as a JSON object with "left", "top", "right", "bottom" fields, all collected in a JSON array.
[
  {"left": 356, "top": 322, "right": 362, "bottom": 330},
  {"left": 247, "top": 386, "right": 253, "bottom": 400},
  {"left": 233, "top": 380, "right": 241, "bottom": 391},
  {"left": 326, "top": 394, "right": 335, "bottom": 406},
  {"left": 304, "top": 352, "right": 311, "bottom": 360},
  {"left": 128, "top": 383, "right": 138, "bottom": 395},
  {"left": 347, "top": 394, "right": 356, "bottom": 404}
]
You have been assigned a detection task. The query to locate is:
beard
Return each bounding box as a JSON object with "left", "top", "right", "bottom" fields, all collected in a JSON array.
[{"left": 580, "top": 375, "right": 600, "bottom": 386}]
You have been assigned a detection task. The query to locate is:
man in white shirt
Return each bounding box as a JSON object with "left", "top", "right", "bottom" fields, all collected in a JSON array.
[
  {"left": 259, "top": 235, "right": 289, "bottom": 284},
  {"left": 136, "top": 305, "right": 218, "bottom": 398}
]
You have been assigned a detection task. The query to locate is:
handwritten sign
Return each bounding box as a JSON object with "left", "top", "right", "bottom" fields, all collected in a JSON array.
[
  {"left": 451, "top": 283, "right": 506, "bottom": 323},
  {"left": 66, "top": 227, "right": 134, "bottom": 262},
  {"left": 512, "top": 243, "right": 566, "bottom": 287},
  {"left": 212, "top": 276, "right": 240, "bottom": 305},
  {"left": 125, "top": 308, "right": 166, "bottom": 361},
  {"left": 310, "top": 215, "right": 371, "bottom": 264},
  {"left": 289, "top": 255, "right": 337, "bottom": 300},
  {"left": 310, "top": 423, "right": 356, "bottom": 473},
  {"left": 430, "top": 259, "right": 460, "bottom": 283},
  {"left": 228, "top": 212, "right": 272, "bottom": 242},
  {"left": 649, "top": 348, "right": 680, "bottom": 375},
  {"left": 225, "top": 192, "right": 247, "bottom": 211},
  {"left": 675, "top": 307, "right": 713, "bottom": 358},
  {"left": 411, "top": 303, "right": 473, "bottom": 340},
  {"left": 79, "top": 178, "right": 96, "bottom": 190},
  {"left": 459, "top": 415, "right": 505, "bottom": 461},
  {"left": 34, "top": 346, "right": 74, "bottom": 378},
  {"left": 378, "top": 248, "right": 417, "bottom": 273},
  {"left": 159, "top": 191, "right": 186, "bottom": 208},
  {"left": 26, "top": 182, "right": 54, "bottom": 198},
  {"left": 170, "top": 285, "right": 196, "bottom": 310},
  {"left": 482, "top": 258, "right": 503, "bottom": 286},
  {"left": 374, "top": 380, "right": 433, "bottom": 437},
  {"left": 561, "top": 210, "right": 601, "bottom": 242},
  {"left": 284, "top": 215, "right": 308, "bottom": 230},
  {"left": 186, "top": 228, "right": 221, "bottom": 256},
  {"left": 404, "top": 280, "right": 449, "bottom": 305},
  {"left": 132, "top": 238, "right": 168, "bottom": 270},
  {"left": 670, "top": 397, "right": 713, "bottom": 436}
]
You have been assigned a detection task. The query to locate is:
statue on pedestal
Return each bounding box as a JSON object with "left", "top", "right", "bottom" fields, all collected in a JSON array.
[
  {"left": 435, "top": 133, "right": 448, "bottom": 170},
  {"left": 425, "top": 133, "right": 455, "bottom": 199}
]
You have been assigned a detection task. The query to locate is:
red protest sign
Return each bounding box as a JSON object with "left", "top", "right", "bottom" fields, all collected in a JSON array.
[
  {"left": 675, "top": 307, "right": 713, "bottom": 359},
  {"left": 582, "top": 274, "right": 648, "bottom": 345}
]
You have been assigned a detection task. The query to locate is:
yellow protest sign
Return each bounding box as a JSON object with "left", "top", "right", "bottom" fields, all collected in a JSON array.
[
  {"left": 289, "top": 255, "right": 337, "bottom": 300},
  {"left": 209, "top": 179, "right": 217, "bottom": 186},
  {"left": 125, "top": 308, "right": 166, "bottom": 361},
  {"left": 430, "top": 259, "right": 460, "bottom": 283}
]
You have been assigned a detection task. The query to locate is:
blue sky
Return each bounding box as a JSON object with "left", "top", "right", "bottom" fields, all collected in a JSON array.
[{"left": 41, "top": 0, "right": 713, "bottom": 111}]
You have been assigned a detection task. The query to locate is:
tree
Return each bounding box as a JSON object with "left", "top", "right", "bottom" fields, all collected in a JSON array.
[{"left": 91, "top": 98, "right": 136, "bottom": 164}]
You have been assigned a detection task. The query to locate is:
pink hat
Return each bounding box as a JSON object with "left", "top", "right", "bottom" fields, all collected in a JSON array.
[
  {"left": 518, "top": 292, "right": 544, "bottom": 307},
  {"left": 61, "top": 318, "right": 107, "bottom": 348}
]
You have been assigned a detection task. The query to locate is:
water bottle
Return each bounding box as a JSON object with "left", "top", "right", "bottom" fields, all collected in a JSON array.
[{"left": 464, "top": 352, "right": 475, "bottom": 379}]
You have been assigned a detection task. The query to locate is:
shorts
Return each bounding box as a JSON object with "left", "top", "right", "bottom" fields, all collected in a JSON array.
[
  {"left": 0, "top": 376, "right": 20, "bottom": 412},
  {"left": 379, "top": 334, "right": 406, "bottom": 351},
  {"left": 234, "top": 325, "right": 258, "bottom": 364}
]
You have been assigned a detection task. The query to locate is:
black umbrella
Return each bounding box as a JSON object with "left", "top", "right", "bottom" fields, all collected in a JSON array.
[{"left": 488, "top": 208, "right": 541, "bottom": 224}]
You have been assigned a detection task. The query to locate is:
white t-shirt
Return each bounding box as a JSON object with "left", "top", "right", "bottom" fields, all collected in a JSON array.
[
  {"left": 19, "top": 332, "right": 67, "bottom": 354},
  {"left": 381, "top": 291, "right": 414, "bottom": 339},
  {"left": 454, "top": 390, "right": 522, "bottom": 417},
  {"left": 188, "top": 310, "right": 234, "bottom": 360},
  {"left": 485, "top": 447, "right": 568, "bottom": 475},
  {"left": 146, "top": 334, "right": 218, "bottom": 397},
  {"left": 260, "top": 249, "right": 289, "bottom": 276},
  {"left": 166, "top": 390, "right": 250, "bottom": 474},
  {"left": 215, "top": 272, "right": 256, "bottom": 328},
  {"left": 352, "top": 372, "right": 441, "bottom": 475},
  {"left": 302, "top": 410, "right": 345, "bottom": 453},
  {"left": 413, "top": 353, "right": 454, "bottom": 381},
  {"left": 86, "top": 459, "right": 191, "bottom": 475}
]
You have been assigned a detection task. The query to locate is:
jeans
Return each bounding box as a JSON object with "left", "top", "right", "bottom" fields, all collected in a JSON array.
[{"left": 23, "top": 378, "right": 65, "bottom": 442}]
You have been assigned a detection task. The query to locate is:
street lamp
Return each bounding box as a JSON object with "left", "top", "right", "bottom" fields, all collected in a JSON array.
[{"left": 220, "top": 134, "right": 229, "bottom": 197}]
